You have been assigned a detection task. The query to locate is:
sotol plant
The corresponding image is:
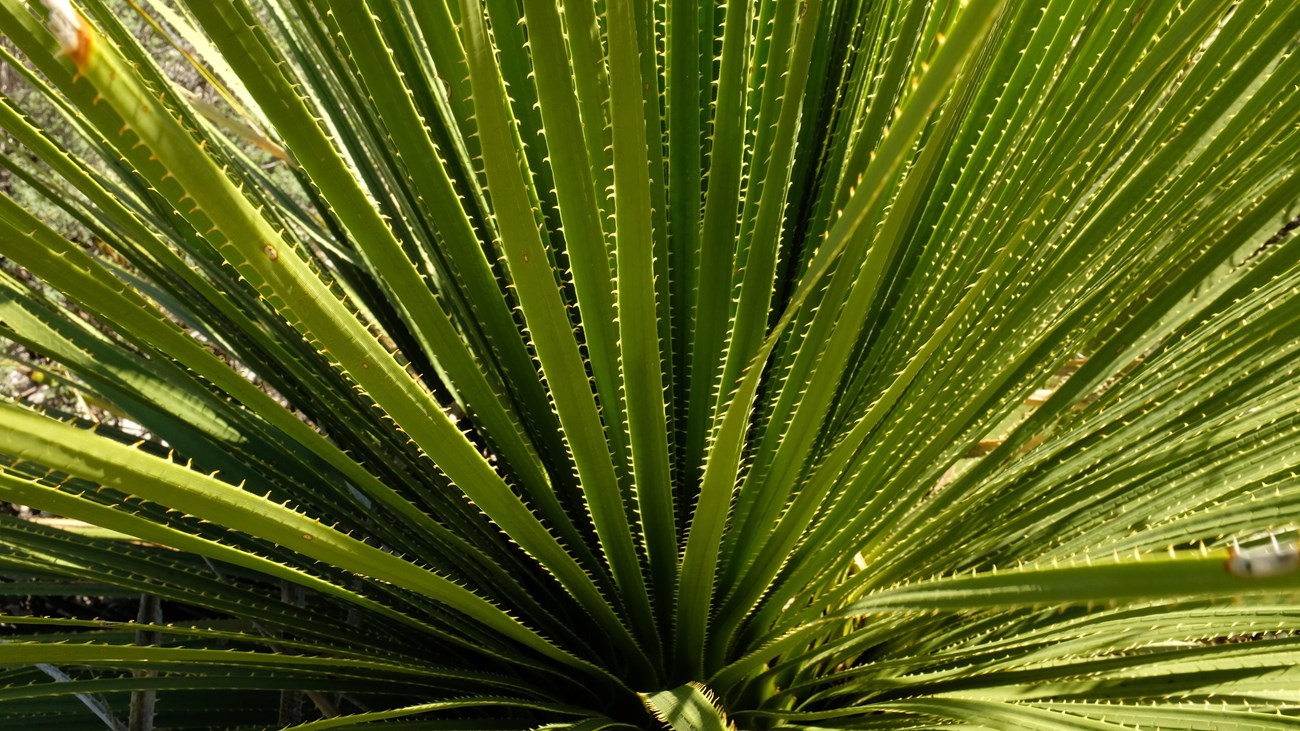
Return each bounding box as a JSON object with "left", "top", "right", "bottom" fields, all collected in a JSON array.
[{"left": 0, "top": 0, "right": 1298, "bottom": 727}]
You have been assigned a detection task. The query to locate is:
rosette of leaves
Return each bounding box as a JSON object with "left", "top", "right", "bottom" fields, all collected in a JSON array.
[{"left": 0, "top": 0, "right": 1299, "bottom": 728}]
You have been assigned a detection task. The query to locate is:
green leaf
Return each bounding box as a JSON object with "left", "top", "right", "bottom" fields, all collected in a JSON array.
[
  {"left": 641, "top": 683, "right": 732, "bottom": 731},
  {"left": 1, "top": 0, "right": 1299, "bottom": 727}
]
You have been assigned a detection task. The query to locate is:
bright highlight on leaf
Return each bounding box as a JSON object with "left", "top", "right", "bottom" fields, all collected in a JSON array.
[
  {"left": 642, "top": 683, "right": 732, "bottom": 731},
  {"left": 0, "top": 0, "right": 1297, "bottom": 728}
]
